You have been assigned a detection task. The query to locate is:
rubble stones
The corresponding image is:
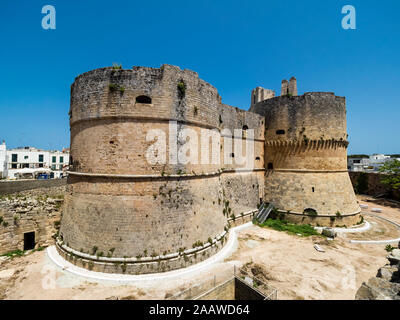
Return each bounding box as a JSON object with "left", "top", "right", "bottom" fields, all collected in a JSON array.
[
  {"left": 321, "top": 228, "right": 337, "bottom": 238},
  {"left": 377, "top": 265, "right": 399, "bottom": 281},
  {"left": 356, "top": 277, "right": 400, "bottom": 300},
  {"left": 388, "top": 249, "right": 400, "bottom": 265},
  {"left": 356, "top": 248, "right": 400, "bottom": 300}
]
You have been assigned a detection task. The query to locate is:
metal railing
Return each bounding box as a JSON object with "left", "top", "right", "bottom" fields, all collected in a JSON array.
[
  {"left": 234, "top": 265, "right": 278, "bottom": 300},
  {"left": 166, "top": 265, "right": 278, "bottom": 300}
]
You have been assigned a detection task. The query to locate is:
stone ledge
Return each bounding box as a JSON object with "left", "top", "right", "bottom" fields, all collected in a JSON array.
[
  {"left": 273, "top": 169, "right": 349, "bottom": 173},
  {"left": 67, "top": 168, "right": 265, "bottom": 179},
  {"left": 276, "top": 208, "right": 361, "bottom": 217}
]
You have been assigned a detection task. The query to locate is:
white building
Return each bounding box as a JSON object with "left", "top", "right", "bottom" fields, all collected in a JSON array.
[
  {"left": 348, "top": 154, "right": 398, "bottom": 172},
  {"left": 0, "top": 141, "right": 6, "bottom": 178},
  {"left": 0, "top": 141, "right": 70, "bottom": 180}
]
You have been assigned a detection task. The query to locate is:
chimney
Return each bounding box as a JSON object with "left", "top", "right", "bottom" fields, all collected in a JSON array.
[
  {"left": 289, "top": 77, "right": 297, "bottom": 96},
  {"left": 281, "top": 80, "right": 289, "bottom": 96}
]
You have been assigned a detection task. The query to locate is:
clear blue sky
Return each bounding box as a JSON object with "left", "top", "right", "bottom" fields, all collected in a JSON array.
[{"left": 0, "top": 0, "right": 399, "bottom": 154}]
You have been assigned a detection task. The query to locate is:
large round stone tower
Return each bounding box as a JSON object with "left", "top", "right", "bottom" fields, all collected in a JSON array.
[
  {"left": 250, "top": 91, "right": 361, "bottom": 226},
  {"left": 57, "top": 65, "right": 264, "bottom": 274}
]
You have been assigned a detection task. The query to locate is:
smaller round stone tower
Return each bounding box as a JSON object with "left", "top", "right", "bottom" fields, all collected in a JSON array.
[{"left": 250, "top": 81, "right": 361, "bottom": 227}]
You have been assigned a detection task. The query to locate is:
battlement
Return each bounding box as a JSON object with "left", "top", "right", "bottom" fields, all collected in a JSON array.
[
  {"left": 73, "top": 64, "right": 218, "bottom": 94},
  {"left": 250, "top": 87, "right": 275, "bottom": 108}
]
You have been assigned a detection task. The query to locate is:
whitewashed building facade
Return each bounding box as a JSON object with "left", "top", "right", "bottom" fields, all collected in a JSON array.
[
  {"left": 0, "top": 141, "right": 70, "bottom": 179},
  {"left": 348, "top": 154, "right": 399, "bottom": 172}
]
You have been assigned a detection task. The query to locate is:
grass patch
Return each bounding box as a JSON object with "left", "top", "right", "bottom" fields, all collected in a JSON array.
[
  {"left": 1, "top": 249, "right": 25, "bottom": 258},
  {"left": 256, "top": 219, "right": 321, "bottom": 237}
]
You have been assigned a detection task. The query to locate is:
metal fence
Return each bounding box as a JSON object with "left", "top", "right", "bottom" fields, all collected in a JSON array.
[
  {"left": 166, "top": 272, "right": 233, "bottom": 300},
  {"left": 166, "top": 265, "right": 278, "bottom": 300},
  {"left": 234, "top": 265, "right": 278, "bottom": 300}
]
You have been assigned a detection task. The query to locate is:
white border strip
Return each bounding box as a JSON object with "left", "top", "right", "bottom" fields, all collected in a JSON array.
[
  {"left": 314, "top": 221, "right": 371, "bottom": 233},
  {"left": 47, "top": 222, "right": 253, "bottom": 282},
  {"left": 350, "top": 237, "right": 400, "bottom": 244},
  {"left": 350, "top": 213, "right": 400, "bottom": 244}
]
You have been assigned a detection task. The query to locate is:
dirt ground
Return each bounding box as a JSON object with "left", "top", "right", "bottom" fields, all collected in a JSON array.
[
  {"left": 0, "top": 195, "right": 399, "bottom": 300},
  {"left": 357, "top": 194, "right": 400, "bottom": 224}
]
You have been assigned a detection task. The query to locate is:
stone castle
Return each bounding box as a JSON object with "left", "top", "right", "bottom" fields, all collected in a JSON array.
[{"left": 57, "top": 64, "right": 360, "bottom": 274}]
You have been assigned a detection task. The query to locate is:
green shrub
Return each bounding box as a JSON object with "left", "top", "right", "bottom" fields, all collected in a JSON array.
[
  {"left": 1, "top": 250, "right": 25, "bottom": 258},
  {"left": 303, "top": 208, "right": 318, "bottom": 216},
  {"left": 177, "top": 81, "right": 186, "bottom": 97},
  {"left": 112, "top": 63, "right": 122, "bottom": 69},
  {"left": 108, "top": 83, "right": 118, "bottom": 92},
  {"left": 192, "top": 240, "right": 203, "bottom": 248},
  {"left": 385, "top": 244, "right": 395, "bottom": 252}
]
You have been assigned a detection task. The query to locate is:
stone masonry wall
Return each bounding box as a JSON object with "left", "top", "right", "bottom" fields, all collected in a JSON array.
[
  {"left": 349, "top": 171, "right": 400, "bottom": 200},
  {"left": 0, "top": 186, "right": 64, "bottom": 255},
  {"left": 0, "top": 179, "right": 66, "bottom": 196}
]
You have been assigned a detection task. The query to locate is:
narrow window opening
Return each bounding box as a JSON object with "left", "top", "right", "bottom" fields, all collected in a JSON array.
[
  {"left": 136, "top": 95, "right": 152, "bottom": 104},
  {"left": 267, "top": 162, "right": 273, "bottom": 170},
  {"left": 276, "top": 129, "right": 285, "bottom": 135},
  {"left": 312, "top": 187, "right": 315, "bottom": 192},
  {"left": 242, "top": 125, "right": 248, "bottom": 138}
]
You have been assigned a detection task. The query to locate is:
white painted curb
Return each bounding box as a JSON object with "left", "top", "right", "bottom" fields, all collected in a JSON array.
[
  {"left": 350, "top": 237, "right": 400, "bottom": 244},
  {"left": 314, "top": 221, "right": 371, "bottom": 233},
  {"left": 350, "top": 213, "right": 400, "bottom": 244}
]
